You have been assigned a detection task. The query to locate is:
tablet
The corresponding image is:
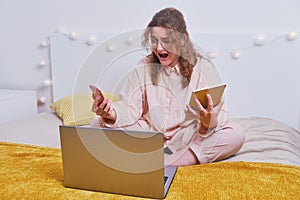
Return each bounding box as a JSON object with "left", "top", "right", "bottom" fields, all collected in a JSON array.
[{"left": 189, "top": 84, "right": 226, "bottom": 110}]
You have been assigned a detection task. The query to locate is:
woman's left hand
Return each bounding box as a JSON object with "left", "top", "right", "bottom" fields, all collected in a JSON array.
[{"left": 195, "top": 94, "right": 223, "bottom": 129}]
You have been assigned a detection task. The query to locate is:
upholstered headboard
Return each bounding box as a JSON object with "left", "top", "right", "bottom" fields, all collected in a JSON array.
[{"left": 49, "top": 30, "right": 300, "bottom": 129}]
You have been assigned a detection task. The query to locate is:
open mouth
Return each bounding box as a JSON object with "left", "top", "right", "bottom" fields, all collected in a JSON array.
[{"left": 159, "top": 53, "right": 169, "bottom": 58}]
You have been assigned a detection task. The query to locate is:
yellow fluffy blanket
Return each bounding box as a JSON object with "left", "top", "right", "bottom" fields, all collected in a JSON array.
[{"left": 0, "top": 142, "right": 299, "bottom": 199}]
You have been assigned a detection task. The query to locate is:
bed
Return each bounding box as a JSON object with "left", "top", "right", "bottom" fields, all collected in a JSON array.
[{"left": 0, "top": 30, "right": 299, "bottom": 199}]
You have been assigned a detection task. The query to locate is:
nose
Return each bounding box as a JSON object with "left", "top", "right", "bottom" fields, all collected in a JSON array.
[{"left": 157, "top": 41, "right": 164, "bottom": 50}]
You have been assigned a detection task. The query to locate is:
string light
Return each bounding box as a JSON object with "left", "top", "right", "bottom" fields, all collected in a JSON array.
[
  {"left": 55, "top": 27, "right": 100, "bottom": 46},
  {"left": 69, "top": 31, "right": 78, "bottom": 40},
  {"left": 253, "top": 35, "right": 266, "bottom": 46},
  {"left": 43, "top": 79, "right": 52, "bottom": 87},
  {"left": 206, "top": 50, "right": 217, "bottom": 59},
  {"left": 39, "top": 60, "right": 46, "bottom": 67},
  {"left": 126, "top": 36, "right": 134, "bottom": 45},
  {"left": 204, "top": 31, "right": 298, "bottom": 60},
  {"left": 39, "top": 96, "right": 47, "bottom": 104},
  {"left": 40, "top": 40, "right": 49, "bottom": 48},
  {"left": 36, "top": 28, "right": 299, "bottom": 109},
  {"left": 52, "top": 28, "right": 299, "bottom": 59},
  {"left": 230, "top": 50, "right": 241, "bottom": 60},
  {"left": 286, "top": 31, "right": 298, "bottom": 41},
  {"left": 86, "top": 36, "right": 97, "bottom": 45},
  {"left": 106, "top": 44, "right": 115, "bottom": 52}
]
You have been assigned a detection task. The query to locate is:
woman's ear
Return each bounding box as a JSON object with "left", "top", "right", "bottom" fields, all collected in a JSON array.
[
  {"left": 180, "top": 34, "right": 187, "bottom": 46},
  {"left": 180, "top": 39, "right": 185, "bottom": 46}
]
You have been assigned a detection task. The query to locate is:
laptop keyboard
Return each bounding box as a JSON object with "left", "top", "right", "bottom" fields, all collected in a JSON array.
[{"left": 164, "top": 176, "right": 168, "bottom": 185}]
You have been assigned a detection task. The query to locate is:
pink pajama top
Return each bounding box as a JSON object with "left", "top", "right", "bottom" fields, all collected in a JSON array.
[{"left": 101, "top": 56, "right": 228, "bottom": 163}]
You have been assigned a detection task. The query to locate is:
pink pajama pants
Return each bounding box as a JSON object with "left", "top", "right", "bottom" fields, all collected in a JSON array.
[
  {"left": 170, "top": 123, "right": 245, "bottom": 166},
  {"left": 90, "top": 116, "right": 245, "bottom": 166}
]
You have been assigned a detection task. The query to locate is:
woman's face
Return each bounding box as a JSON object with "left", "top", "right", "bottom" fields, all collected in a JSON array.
[{"left": 150, "top": 27, "right": 179, "bottom": 67}]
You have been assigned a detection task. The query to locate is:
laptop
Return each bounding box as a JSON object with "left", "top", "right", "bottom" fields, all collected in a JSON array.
[{"left": 59, "top": 126, "right": 177, "bottom": 199}]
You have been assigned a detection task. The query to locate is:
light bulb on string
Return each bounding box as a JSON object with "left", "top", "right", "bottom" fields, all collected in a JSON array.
[
  {"left": 40, "top": 40, "right": 49, "bottom": 48},
  {"left": 39, "top": 60, "right": 46, "bottom": 67},
  {"left": 285, "top": 31, "right": 298, "bottom": 41},
  {"left": 206, "top": 50, "right": 217, "bottom": 59},
  {"left": 87, "top": 36, "right": 97, "bottom": 45},
  {"left": 253, "top": 35, "right": 266, "bottom": 46},
  {"left": 230, "top": 50, "right": 241, "bottom": 60},
  {"left": 43, "top": 79, "right": 52, "bottom": 87},
  {"left": 69, "top": 31, "right": 78, "bottom": 40},
  {"left": 126, "top": 36, "right": 134, "bottom": 45},
  {"left": 39, "top": 96, "right": 47, "bottom": 104},
  {"left": 106, "top": 44, "right": 115, "bottom": 52}
]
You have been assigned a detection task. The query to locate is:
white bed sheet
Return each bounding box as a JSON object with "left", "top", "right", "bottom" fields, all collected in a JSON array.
[
  {"left": 223, "top": 117, "right": 300, "bottom": 166},
  {"left": 0, "top": 112, "right": 63, "bottom": 148}
]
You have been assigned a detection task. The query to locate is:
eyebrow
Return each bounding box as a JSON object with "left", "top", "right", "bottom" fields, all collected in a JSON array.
[{"left": 150, "top": 36, "right": 170, "bottom": 40}]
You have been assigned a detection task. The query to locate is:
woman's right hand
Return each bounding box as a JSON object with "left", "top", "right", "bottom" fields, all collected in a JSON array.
[{"left": 92, "top": 94, "right": 116, "bottom": 123}]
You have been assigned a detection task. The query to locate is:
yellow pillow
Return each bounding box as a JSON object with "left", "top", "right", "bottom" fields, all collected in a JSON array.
[{"left": 49, "top": 92, "right": 118, "bottom": 126}]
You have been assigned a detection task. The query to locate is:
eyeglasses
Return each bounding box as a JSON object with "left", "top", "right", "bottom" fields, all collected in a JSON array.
[{"left": 149, "top": 37, "right": 172, "bottom": 50}]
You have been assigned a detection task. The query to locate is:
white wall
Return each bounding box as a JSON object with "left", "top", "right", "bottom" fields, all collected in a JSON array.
[{"left": 1, "top": 0, "right": 300, "bottom": 127}]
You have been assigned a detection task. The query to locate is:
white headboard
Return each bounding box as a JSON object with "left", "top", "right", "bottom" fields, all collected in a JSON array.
[{"left": 50, "top": 30, "right": 300, "bottom": 130}]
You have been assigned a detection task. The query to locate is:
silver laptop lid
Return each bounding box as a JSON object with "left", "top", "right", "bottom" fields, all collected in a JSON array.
[{"left": 60, "top": 126, "right": 165, "bottom": 199}]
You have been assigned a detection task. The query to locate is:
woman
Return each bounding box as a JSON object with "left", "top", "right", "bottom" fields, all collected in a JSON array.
[{"left": 90, "top": 7, "right": 245, "bottom": 166}]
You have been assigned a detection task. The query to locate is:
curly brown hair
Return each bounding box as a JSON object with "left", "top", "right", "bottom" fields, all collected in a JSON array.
[{"left": 142, "top": 7, "right": 201, "bottom": 88}]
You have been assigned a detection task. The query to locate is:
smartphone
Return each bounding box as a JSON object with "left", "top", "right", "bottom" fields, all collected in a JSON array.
[{"left": 89, "top": 85, "right": 105, "bottom": 102}]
